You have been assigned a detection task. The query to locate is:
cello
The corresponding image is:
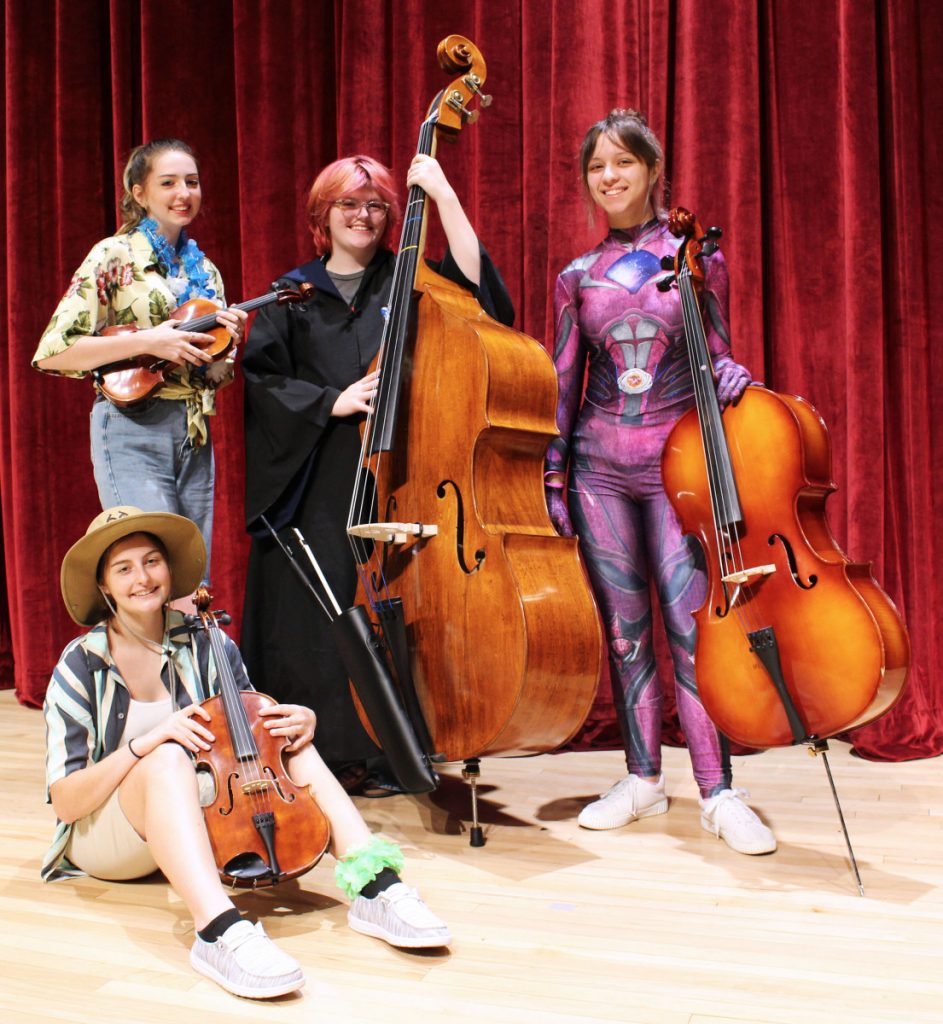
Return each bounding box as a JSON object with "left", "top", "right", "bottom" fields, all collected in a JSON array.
[
  {"left": 190, "top": 586, "right": 330, "bottom": 886},
  {"left": 659, "top": 207, "right": 909, "bottom": 751},
  {"left": 346, "top": 37, "right": 601, "bottom": 771}
]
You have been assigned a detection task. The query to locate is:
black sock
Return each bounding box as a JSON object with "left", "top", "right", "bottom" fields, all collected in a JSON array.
[
  {"left": 358, "top": 867, "right": 401, "bottom": 899},
  {"left": 198, "top": 908, "right": 244, "bottom": 943}
]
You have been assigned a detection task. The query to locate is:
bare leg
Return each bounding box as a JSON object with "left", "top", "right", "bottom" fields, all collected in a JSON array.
[
  {"left": 285, "top": 744, "right": 371, "bottom": 857},
  {"left": 118, "top": 742, "right": 235, "bottom": 930}
]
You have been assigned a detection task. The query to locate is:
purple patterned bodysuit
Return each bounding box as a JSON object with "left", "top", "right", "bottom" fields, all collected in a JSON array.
[{"left": 548, "top": 218, "right": 750, "bottom": 797}]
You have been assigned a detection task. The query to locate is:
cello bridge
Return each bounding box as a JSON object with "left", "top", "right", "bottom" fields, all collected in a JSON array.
[
  {"left": 721, "top": 563, "right": 776, "bottom": 586},
  {"left": 347, "top": 521, "right": 439, "bottom": 544}
]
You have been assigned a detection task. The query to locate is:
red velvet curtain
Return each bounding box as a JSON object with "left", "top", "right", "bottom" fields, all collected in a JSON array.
[{"left": 2, "top": 0, "right": 940, "bottom": 761}]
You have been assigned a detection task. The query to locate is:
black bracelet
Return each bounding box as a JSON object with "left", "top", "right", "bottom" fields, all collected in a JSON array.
[{"left": 127, "top": 737, "right": 143, "bottom": 760}]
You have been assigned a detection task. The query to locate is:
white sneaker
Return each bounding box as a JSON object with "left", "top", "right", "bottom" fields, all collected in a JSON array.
[
  {"left": 700, "top": 788, "right": 777, "bottom": 855},
  {"left": 348, "top": 882, "right": 452, "bottom": 948},
  {"left": 577, "top": 773, "right": 669, "bottom": 830},
  {"left": 190, "top": 920, "right": 305, "bottom": 998}
]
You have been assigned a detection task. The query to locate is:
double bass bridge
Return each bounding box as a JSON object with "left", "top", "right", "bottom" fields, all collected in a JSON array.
[{"left": 348, "top": 521, "right": 439, "bottom": 544}]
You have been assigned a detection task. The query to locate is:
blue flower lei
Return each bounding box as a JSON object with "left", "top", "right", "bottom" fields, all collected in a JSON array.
[{"left": 137, "top": 216, "right": 215, "bottom": 302}]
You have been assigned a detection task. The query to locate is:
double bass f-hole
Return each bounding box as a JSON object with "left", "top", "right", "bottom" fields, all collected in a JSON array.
[{"left": 436, "top": 479, "right": 486, "bottom": 575}]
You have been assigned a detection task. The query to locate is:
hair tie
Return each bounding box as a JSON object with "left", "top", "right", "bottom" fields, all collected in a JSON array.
[{"left": 127, "top": 737, "right": 143, "bottom": 759}]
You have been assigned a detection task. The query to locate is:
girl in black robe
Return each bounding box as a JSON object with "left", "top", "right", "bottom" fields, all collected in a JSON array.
[{"left": 241, "top": 154, "right": 513, "bottom": 782}]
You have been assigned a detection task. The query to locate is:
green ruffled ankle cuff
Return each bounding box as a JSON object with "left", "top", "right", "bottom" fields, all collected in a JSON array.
[{"left": 334, "top": 834, "right": 405, "bottom": 900}]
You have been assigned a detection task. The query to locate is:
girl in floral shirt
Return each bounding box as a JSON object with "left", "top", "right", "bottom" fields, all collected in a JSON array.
[{"left": 33, "top": 138, "right": 247, "bottom": 572}]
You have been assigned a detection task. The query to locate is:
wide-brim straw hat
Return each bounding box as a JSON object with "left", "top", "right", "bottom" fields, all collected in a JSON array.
[{"left": 61, "top": 506, "right": 206, "bottom": 625}]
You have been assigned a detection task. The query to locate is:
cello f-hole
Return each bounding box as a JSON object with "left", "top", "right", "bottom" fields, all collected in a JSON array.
[{"left": 768, "top": 533, "right": 817, "bottom": 589}]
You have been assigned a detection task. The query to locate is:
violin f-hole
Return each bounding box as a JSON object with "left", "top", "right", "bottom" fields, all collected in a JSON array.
[
  {"left": 264, "top": 765, "right": 296, "bottom": 803},
  {"left": 218, "top": 772, "right": 239, "bottom": 815}
]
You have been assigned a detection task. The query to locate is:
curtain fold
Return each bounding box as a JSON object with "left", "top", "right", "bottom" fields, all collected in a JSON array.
[{"left": 1, "top": 0, "right": 939, "bottom": 761}]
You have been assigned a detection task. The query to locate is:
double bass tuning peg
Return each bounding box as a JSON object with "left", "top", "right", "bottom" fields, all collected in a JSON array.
[
  {"left": 464, "top": 72, "right": 492, "bottom": 107},
  {"left": 446, "top": 90, "right": 480, "bottom": 124},
  {"left": 445, "top": 73, "right": 492, "bottom": 122}
]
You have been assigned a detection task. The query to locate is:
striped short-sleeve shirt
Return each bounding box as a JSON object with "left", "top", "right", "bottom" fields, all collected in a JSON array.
[{"left": 42, "top": 611, "right": 252, "bottom": 881}]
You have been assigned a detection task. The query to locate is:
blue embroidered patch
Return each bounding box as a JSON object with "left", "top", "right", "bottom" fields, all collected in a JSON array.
[{"left": 605, "top": 250, "right": 663, "bottom": 293}]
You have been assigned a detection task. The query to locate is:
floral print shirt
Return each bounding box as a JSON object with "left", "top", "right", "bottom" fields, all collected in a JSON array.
[{"left": 32, "top": 230, "right": 226, "bottom": 440}]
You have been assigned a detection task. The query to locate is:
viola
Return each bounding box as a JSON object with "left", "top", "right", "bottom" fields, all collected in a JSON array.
[
  {"left": 659, "top": 207, "right": 909, "bottom": 749},
  {"left": 92, "top": 284, "right": 313, "bottom": 408},
  {"left": 190, "top": 586, "right": 330, "bottom": 887},
  {"left": 346, "top": 36, "right": 601, "bottom": 768}
]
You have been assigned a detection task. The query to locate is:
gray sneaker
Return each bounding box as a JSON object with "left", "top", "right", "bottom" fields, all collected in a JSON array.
[
  {"left": 190, "top": 920, "right": 305, "bottom": 998},
  {"left": 348, "top": 882, "right": 452, "bottom": 948}
]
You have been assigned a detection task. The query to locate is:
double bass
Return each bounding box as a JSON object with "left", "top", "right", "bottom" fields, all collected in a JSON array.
[
  {"left": 190, "top": 587, "right": 330, "bottom": 886},
  {"left": 660, "top": 208, "right": 909, "bottom": 750},
  {"left": 346, "top": 36, "right": 601, "bottom": 766}
]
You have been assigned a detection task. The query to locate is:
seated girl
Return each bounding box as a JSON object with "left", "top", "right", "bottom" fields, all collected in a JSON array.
[{"left": 43, "top": 505, "right": 450, "bottom": 1000}]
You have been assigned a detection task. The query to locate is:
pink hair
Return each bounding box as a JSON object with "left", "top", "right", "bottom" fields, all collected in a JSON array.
[{"left": 305, "top": 155, "right": 401, "bottom": 256}]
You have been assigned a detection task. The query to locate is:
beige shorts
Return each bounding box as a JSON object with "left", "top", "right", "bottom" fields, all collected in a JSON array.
[
  {"left": 65, "top": 769, "right": 216, "bottom": 881},
  {"left": 66, "top": 788, "right": 159, "bottom": 881}
]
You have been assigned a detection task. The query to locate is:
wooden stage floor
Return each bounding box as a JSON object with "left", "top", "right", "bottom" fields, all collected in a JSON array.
[{"left": 1, "top": 688, "right": 941, "bottom": 1024}]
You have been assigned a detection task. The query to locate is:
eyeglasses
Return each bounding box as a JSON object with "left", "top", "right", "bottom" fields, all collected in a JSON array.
[{"left": 331, "top": 198, "right": 390, "bottom": 219}]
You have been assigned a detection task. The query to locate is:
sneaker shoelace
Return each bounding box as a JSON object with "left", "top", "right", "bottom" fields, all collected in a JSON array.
[{"left": 705, "top": 788, "right": 754, "bottom": 832}]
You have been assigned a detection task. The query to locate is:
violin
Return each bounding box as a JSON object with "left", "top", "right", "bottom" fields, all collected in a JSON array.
[
  {"left": 92, "top": 284, "right": 313, "bottom": 408},
  {"left": 346, "top": 37, "right": 601, "bottom": 767},
  {"left": 659, "top": 207, "right": 909, "bottom": 748},
  {"left": 190, "top": 586, "right": 330, "bottom": 887}
]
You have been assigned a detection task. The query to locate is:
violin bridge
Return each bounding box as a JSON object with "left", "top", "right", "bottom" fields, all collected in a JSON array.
[
  {"left": 721, "top": 563, "right": 776, "bottom": 586},
  {"left": 347, "top": 522, "right": 439, "bottom": 544},
  {"left": 241, "top": 780, "right": 271, "bottom": 796}
]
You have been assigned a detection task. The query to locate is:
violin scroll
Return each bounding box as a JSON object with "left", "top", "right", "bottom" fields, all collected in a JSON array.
[{"left": 275, "top": 282, "right": 314, "bottom": 305}]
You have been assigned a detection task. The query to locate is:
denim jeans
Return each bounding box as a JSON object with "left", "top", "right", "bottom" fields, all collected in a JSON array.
[{"left": 90, "top": 397, "right": 215, "bottom": 574}]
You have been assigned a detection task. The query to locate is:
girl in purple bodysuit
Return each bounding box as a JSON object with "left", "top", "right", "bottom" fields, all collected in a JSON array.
[{"left": 546, "top": 110, "right": 776, "bottom": 855}]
